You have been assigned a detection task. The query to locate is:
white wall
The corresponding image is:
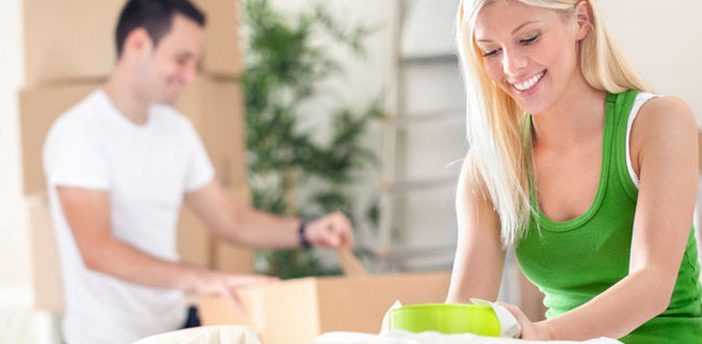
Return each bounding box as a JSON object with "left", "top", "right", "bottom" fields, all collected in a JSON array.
[
  {"left": 599, "top": 0, "right": 702, "bottom": 124},
  {"left": 0, "top": 0, "right": 31, "bottom": 297},
  {"left": 266, "top": 0, "right": 397, "bottom": 120},
  {"left": 0, "top": 0, "right": 40, "bottom": 342}
]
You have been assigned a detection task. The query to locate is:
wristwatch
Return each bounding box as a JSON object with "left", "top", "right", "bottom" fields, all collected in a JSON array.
[{"left": 298, "top": 220, "right": 311, "bottom": 249}]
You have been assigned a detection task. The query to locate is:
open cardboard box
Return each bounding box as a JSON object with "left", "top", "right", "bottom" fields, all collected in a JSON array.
[{"left": 200, "top": 251, "right": 451, "bottom": 344}]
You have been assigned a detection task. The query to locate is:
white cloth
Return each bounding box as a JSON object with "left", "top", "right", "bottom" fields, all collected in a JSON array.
[
  {"left": 469, "top": 299, "right": 520, "bottom": 338},
  {"left": 133, "top": 325, "right": 260, "bottom": 344},
  {"left": 43, "top": 90, "right": 215, "bottom": 344},
  {"left": 314, "top": 332, "right": 622, "bottom": 344}
]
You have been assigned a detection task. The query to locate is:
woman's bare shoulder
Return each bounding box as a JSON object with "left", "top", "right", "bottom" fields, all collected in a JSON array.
[
  {"left": 632, "top": 95, "right": 696, "bottom": 142},
  {"left": 631, "top": 95, "right": 697, "bottom": 165}
]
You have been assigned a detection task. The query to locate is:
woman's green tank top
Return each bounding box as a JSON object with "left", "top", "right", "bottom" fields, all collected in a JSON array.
[{"left": 515, "top": 90, "right": 702, "bottom": 343}]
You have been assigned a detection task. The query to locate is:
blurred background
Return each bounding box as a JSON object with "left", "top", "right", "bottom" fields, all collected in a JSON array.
[{"left": 1, "top": 0, "right": 701, "bottom": 342}]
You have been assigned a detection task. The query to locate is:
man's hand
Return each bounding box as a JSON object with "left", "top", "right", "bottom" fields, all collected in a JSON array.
[
  {"left": 305, "top": 211, "right": 355, "bottom": 249},
  {"left": 192, "top": 269, "right": 278, "bottom": 312}
]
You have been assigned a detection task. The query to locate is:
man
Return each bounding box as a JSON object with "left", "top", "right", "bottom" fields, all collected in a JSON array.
[{"left": 42, "top": 0, "right": 354, "bottom": 342}]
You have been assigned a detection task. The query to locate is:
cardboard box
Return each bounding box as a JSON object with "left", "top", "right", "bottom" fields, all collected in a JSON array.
[
  {"left": 177, "top": 206, "right": 214, "bottom": 269},
  {"left": 19, "top": 77, "right": 247, "bottom": 195},
  {"left": 176, "top": 77, "right": 248, "bottom": 189},
  {"left": 200, "top": 271, "right": 451, "bottom": 344},
  {"left": 199, "top": 0, "right": 244, "bottom": 77},
  {"left": 19, "top": 82, "right": 101, "bottom": 195},
  {"left": 23, "top": 0, "right": 243, "bottom": 85}
]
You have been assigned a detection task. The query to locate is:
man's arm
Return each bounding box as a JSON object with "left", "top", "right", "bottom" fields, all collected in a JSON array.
[
  {"left": 184, "top": 180, "right": 354, "bottom": 249},
  {"left": 57, "top": 186, "right": 273, "bottom": 308}
]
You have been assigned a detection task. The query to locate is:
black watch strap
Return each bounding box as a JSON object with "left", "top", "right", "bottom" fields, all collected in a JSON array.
[{"left": 298, "top": 220, "right": 311, "bottom": 249}]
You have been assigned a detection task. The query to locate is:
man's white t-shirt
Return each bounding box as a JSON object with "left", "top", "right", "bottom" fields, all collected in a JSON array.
[{"left": 43, "top": 90, "right": 215, "bottom": 343}]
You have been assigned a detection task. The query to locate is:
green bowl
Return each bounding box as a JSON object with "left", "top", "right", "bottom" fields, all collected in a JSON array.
[{"left": 390, "top": 303, "right": 500, "bottom": 336}]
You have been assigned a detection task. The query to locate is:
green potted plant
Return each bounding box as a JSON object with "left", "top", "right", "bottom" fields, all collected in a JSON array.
[{"left": 242, "top": 0, "right": 383, "bottom": 279}]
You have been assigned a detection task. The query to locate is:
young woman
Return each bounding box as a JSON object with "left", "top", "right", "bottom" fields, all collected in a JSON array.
[{"left": 446, "top": 0, "right": 702, "bottom": 342}]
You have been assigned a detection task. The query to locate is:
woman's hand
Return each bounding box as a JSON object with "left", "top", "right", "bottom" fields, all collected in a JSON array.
[{"left": 497, "top": 302, "right": 556, "bottom": 340}]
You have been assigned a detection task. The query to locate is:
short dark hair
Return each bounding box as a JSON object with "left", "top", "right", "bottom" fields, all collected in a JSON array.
[{"left": 115, "top": 0, "right": 206, "bottom": 57}]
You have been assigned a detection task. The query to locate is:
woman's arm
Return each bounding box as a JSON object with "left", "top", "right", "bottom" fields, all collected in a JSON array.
[
  {"left": 511, "top": 96, "right": 699, "bottom": 340},
  {"left": 446, "top": 152, "right": 507, "bottom": 303}
]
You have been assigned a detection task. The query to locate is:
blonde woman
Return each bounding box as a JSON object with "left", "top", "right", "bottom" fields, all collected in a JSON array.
[{"left": 446, "top": 0, "right": 702, "bottom": 342}]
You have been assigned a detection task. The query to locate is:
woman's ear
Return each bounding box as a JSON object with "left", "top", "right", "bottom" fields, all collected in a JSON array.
[{"left": 574, "top": 0, "right": 593, "bottom": 41}]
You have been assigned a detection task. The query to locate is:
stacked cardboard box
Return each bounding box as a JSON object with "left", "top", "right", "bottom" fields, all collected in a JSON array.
[{"left": 20, "top": 0, "right": 254, "bottom": 311}]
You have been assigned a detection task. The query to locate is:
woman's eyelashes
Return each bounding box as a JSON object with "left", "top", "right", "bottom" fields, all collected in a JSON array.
[
  {"left": 481, "top": 32, "right": 542, "bottom": 58},
  {"left": 520, "top": 32, "right": 541, "bottom": 45},
  {"left": 482, "top": 48, "right": 500, "bottom": 57}
]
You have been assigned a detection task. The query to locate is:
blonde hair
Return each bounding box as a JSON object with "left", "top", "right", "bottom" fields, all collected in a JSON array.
[{"left": 456, "top": 0, "right": 652, "bottom": 246}]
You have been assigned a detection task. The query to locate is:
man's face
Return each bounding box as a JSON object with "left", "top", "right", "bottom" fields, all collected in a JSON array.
[{"left": 139, "top": 14, "right": 204, "bottom": 105}]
